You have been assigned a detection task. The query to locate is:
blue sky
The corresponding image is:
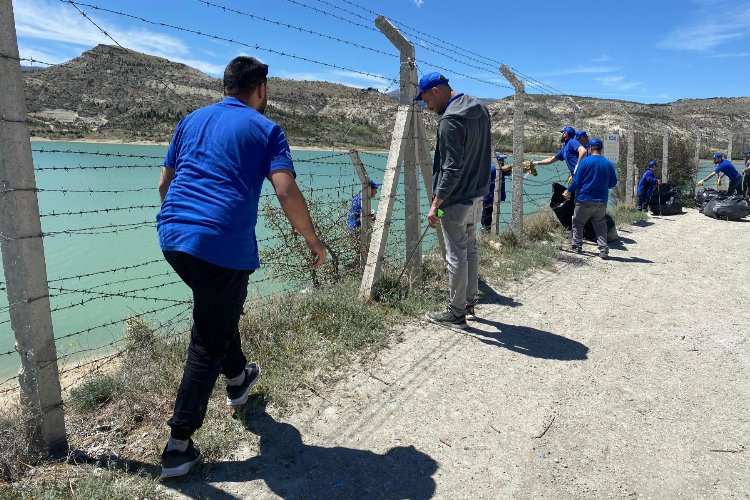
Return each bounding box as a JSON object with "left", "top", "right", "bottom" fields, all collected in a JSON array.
[{"left": 11, "top": 0, "right": 750, "bottom": 104}]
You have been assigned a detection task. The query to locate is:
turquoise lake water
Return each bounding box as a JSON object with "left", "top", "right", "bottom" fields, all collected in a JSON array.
[{"left": 0, "top": 141, "right": 626, "bottom": 381}]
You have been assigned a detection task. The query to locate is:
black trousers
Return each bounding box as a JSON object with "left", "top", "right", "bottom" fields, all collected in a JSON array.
[
  {"left": 726, "top": 176, "right": 742, "bottom": 196},
  {"left": 163, "top": 251, "right": 252, "bottom": 440},
  {"left": 481, "top": 203, "right": 493, "bottom": 232}
]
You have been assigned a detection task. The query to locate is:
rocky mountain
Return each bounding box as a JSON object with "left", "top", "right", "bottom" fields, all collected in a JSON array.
[{"left": 21, "top": 45, "right": 750, "bottom": 152}]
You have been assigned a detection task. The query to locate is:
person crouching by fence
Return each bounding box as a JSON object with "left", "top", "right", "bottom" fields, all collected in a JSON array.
[
  {"left": 637, "top": 161, "right": 660, "bottom": 212},
  {"left": 562, "top": 138, "right": 617, "bottom": 259},
  {"left": 481, "top": 153, "right": 512, "bottom": 233},
  {"left": 156, "top": 56, "right": 327, "bottom": 479},
  {"left": 416, "top": 72, "right": 491, "bottom": 328},
  {"left": 348, "top": 180, "right": 379, "bottom": 265},
  {"left": 697, "top": 153, "right": 742, "bottom": 195}
]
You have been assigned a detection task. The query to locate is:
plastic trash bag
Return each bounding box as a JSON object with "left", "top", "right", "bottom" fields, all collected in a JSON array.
[
  {"left": 648, "top": 183, "right": 684, "bottom": 215},
  {"left": 703, "top": 195, "right": 750, "bottom": 221},
  {"left": 695, "top": 188, "right": 726, "bottom": 213}
]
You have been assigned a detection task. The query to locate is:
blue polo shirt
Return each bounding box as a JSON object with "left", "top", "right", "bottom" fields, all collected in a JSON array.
[
  {"left": 567, "top": 155, "right": 617, "bottom": 203},
  {"left": 637, "top": 169, "right": 659, "bottom": 196},
  {"left": 714, "top": 159, "right": 741, "bottom": 181},
  {"left": 157, "top": 97, "right": 295, "bottom": 270},
  {"left": 483, "top": 164, "right": 511, "bottom": 204},
  {"left": 554, "top": 138, "right": 585, "bottom": 175},
  {"left": 348, "top": 194, "right": 363, "bottom": 231}
]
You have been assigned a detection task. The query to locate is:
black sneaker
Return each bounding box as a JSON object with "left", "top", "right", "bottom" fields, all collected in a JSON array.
[
  {"left": 571, "top": 245, "right": 582, "bottom": 254},
  {"left": 425, "top": 308, "right": 467, "bottom": 329},
  {"left": 160, "top": 439, "right": 200, "bottom": 479},
  {"left": 599, "top": 250, "right": 609, "bottom": 260},
  {"left": 226, "top": 362, "right": 261, "bottom": 406}
]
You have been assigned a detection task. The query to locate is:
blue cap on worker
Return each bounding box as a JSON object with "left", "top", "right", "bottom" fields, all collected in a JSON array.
[
  {"left": 495, "top": 153, "right": 508, "bottom": 161},
  {"left": 560, "top": 126, "right": 576, "bottom": 137},
  {"left": 588, "top": 138, "right": 604, "bottom": 149},
  {"left": 414, "top": 72, "right": 449, "bottom": 101},
  {"left": 574, "top": 130, "right": 588, "bottom": 139},
  {"left": 745, "top": 149, "right": 750, "bottom": 155},
  {"left": 648, "top": 161, "right": 657, "bottom": 168},
  {"left": 369, "top": 180, "right": 380, "bottom": 190},
  {"left": 713, "top": 153, "right": 723, "bottom": 160}
]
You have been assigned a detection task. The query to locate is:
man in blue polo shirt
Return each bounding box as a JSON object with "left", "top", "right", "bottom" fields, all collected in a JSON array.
[
  {"left": 481, "top": 153, "right": 512, "bottom": 233},
  {"left": 563, "top": 138, "right": 617, "bottom": 259},
  {"left": 697, "top": 153, "right": 742, "bottom": 195},
  {"left": 347, "top": 180, "right": 379, "bottom": 231},
  {"left": 156, "top": 56, "right": 327, "bottom": 479},
  {"left": 529, "top": 126, "right": 588, "bottom": 178},
  {"left": 637, "top": 161, "right": 661, "bottom": 211}
]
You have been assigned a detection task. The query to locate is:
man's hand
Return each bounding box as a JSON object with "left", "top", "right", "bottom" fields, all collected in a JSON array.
[
  {"left": 306, "top": 238, "right": 327, "bottom": 269},
  {"left": 427, "top": 206, "right": 441, "bottom": 227},
  {"left": 562, "top": 190, "right": 572, "bottom": 201},
  {"left": 696, "top": 180, "right": 704, "bottom": 187}
]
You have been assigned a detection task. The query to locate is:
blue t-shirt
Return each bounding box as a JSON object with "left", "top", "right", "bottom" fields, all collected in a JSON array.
[
  {"left": 714, "top": 159, "right": 741, "bottom": 181},
  {"left": 483, "top": 164, "right": 511, "bottom": 204},
  {"left": 157, "top": 97, "right": 295, "bottom": 270},
  {"left": 637, "top": 169, "right": 659, "bottom": 196},
  {"left": 348, "top": 194, "right": 363, "bottom": 231},
  {"left": 567, "top": 155, "right": 617, "bottom": 203},
  {"left": 554, "top": 138, "right": 585, "bottom": 175}
]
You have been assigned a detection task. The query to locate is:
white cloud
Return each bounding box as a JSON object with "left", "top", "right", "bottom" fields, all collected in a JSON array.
[
  {"left": 13, "top": 0, "right": 224, "bottom": 75},
  {"left": 709, "top": 52, "right": 750, "bottom": 58},
  {"left": 536, "top": 65, "right": 620, "bottom": 77},
  {"left": 591, "top": 54, "right": 611, "bottom": 63},
  {"left": 414, "top": 0, "right": 424, "bottom": 6},
  {"left": 657, "top": 0, "right": 750, "bottom": 52},
  {"left": 595, "top": 75, "right": 643, "bottom": 91}
]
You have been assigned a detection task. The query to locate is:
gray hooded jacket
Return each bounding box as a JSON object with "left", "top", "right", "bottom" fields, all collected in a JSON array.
[{"left": 432, "top": 94, "right": 492, "bottom": 208}]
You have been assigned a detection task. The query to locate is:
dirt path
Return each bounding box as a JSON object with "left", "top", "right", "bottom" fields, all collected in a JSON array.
[{"left": 173, "top": 208, "right": 749, "bottom": 499}]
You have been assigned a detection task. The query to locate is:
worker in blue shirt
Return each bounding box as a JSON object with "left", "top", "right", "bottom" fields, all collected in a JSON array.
[
  {"left": 637, "top": 161, "right": 661, "bottom": 211},
  {"left": 697, "top": 153, "right": 742, "bottom": 195},
  {"left": 562, "top": 138, "right": 617, "bottom": 259},
  {"left": 528, "top": 126, "right": 588, "bottom": 178},
  {"left": 575, "top": 130, "right": 590, "bottom": 154},
  {"left": 157, "top": 56, "right": 327, "bottom": 479},
  {"left": 348, "top": 180, "right": 379, "bottom": 231},
  {"left": 481, "top": 153, "right": 512, "bottom": 232}
]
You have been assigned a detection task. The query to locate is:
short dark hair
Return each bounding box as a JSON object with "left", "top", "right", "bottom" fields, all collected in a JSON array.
[
  {"left": 591, "top": 145, "right": 603, "bottom": 152},
  {"left": 223, "top": 56, "right": 269, "bottom": 96}
]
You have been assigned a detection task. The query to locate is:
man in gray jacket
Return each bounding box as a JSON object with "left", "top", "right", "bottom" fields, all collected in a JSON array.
[{"left": 417, "top": 72, "right": 492, "bottom": 328}]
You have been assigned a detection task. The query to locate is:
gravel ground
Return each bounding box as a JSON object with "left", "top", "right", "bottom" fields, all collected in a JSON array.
[{"left": 173, "top": 208, "right": 749, "bottom": 499}]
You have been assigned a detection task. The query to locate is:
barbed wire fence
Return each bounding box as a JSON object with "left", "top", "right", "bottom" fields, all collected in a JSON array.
[{"left": 5, "top": 0, "right": 739, "bottom": 463}]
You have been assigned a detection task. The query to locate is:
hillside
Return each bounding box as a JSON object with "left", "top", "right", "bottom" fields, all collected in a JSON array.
[{"left": 22, "top": 45, "right": 750, "bottom": 151}]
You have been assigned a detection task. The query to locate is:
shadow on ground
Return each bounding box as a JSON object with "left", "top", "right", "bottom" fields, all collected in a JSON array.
[
  {"left": 478, "top": 280, "right": 522, "bottom": 307},
  {"left": 157, "top": 400, "right": 439, "bottom": 499},
  {"left": 465, "top": 318, "right": 588, "bottom": 361}
]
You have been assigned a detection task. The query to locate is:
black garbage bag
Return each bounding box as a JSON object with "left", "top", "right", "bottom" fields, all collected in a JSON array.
[
  {"left": 648, "top": 183, "right": 684, "bottom": 215},
  {"left": 550, "top": 183, "right": 618, "bottom": 242},
  {"left": 703, "top": 195, "right": 750, "bottom": 221},
  {"left": 695, "top": 188, "right": 726, "bottom": 213}
]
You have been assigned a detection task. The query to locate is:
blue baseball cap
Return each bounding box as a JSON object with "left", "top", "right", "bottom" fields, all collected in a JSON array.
[
  {"left": 574, "top": 130, "right": 588, "bottom": 139},
  {"left": 414, "top": 72, "right": 449, "bottom": 101},
  {"left": 744, "top": 150, "right": 750, "bottom": 155},
  {"left": 648, "top": 161, "right": 657, "bottom": 168},
  {"left": 589, "top": 138, "right": 604, "bottom": 149},
  {"left": 495, "top": 153, "right": 507, "bottom": 161},
  {"left": 560, "top": 126, "right": 576, "bottom": 137},
  {"left": 713, "top": 153, "right": 723, "bottom": 160},
  {"left": 369, "top": 180, "right": 380, "bottom": 189}
]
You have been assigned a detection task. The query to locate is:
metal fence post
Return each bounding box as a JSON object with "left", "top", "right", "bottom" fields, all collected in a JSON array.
[
  {"left": 0, "top": 0, "right": 67, "bottom": 455},
  {"left": 499, "top": 65, "right": 525, "bottom": 240},
  {"left": 661, "top": 129, "right": 669, "bottom": 183},
  {"left": 375, "top": 15, "right": 421, "bottom": 283}
]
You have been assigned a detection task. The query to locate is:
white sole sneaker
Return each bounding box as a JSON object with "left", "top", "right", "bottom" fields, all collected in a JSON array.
[
  {"left": 160, "top": 456, "right": 201, "bottom": 479},
  {"left": 226, "top": 363, "right": 261, "bottom": 406}
]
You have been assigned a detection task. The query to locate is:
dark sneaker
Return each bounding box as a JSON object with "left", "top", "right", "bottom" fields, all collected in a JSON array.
[
  {"left": 425, "top": 309, "right": 467, "bottom": 329},
  {"left": 160, "top": 439, "right": 200, "bottom": 479},
  {"left": 226, "top": 362, "right": 261, "bottom": 406},
  {"left": 465, "top": 305, "right": 477, "bottom": 321},
  {"left": 599, "top": 250, "right": 609, "bottom": 260},
  {"left": 571, "top": 245, "right": 582, "bottom": 254}
]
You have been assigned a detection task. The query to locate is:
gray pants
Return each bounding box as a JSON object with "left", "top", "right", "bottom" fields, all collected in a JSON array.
[
  {"left": 572, "top": 201, "right": 608, "bottom": 251},
  {"left": 440, "top": 199, "right": 481, "bottom": 317}
]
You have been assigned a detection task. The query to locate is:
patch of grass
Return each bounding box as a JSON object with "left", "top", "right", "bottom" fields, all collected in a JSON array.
[
  {"left": 0, "top": 404, "right": 45, "bottom": 483},
  {"left": 69, "top": 375, "right": 124, "bottom": 412},
  {"left": 610, "top": 203, "right": 649, "bottom": 226},
  {"left": 523, "top": 210, "right": 561, "bottom": 242}
]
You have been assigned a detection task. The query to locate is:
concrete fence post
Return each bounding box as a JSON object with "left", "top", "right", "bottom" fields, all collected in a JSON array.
[
  {"left": 727, "top": 133, "right": 733, "bottom": 160},
  {"left": 694, "top": 127, "right": 702, "bottom": 192},
  {"left": 0, "top": 0, "right": 67, "bottom": 455},
  {"left": 625, "top": 115, "right": 635, "bottom": 206},
  {"left": 499, "top": 65, "right": 525, "bottom": 241},
  {"left": 348, "top": 149, "right": 372, "bottom": 265},
  {"left": 662, "top": 130, "right": 669, "bottom": 183}
]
